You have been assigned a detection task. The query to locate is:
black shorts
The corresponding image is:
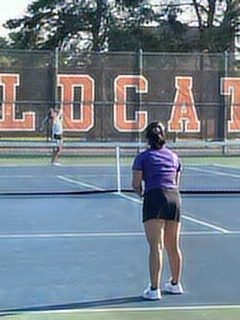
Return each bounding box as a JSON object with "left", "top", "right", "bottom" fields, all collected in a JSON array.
[
  {"left": 53, "top": 134, "right": 62, "bottom": 140},
  {"left": 52, "top": 134, "right": 63, "bottom": 150},
  {"left": 143, "top": 188, "right": 181, "bottom": 223}
]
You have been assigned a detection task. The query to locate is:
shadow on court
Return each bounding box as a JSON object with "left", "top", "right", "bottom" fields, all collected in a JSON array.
[{"left": 1, "top": 296, "right": 144, "bottom": 313}]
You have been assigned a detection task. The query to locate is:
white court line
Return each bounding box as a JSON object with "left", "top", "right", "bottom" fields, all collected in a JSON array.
[
  {"left": 213, "top": 163, "right": 240, "bottom": 169},
  {"left": 0, "top": 232, "right": 144, "bottom": 239},
  {"left": 56, "top": 175, "right": 231, "bottom": 235},
  {"left": 3, "top": 304, "right": 240, "bottom": 315},
  {"left": 188, "top": 166, "right": 240, "bottom": 179},
  {"left": 1, "top": 230, "right": 238, "bottom": 240},
  {"left": 182, "top": 214, "right": 230, "bottom": 234},
  {"left": 57, "top": 175, "right": 105, "bottom": 191}
]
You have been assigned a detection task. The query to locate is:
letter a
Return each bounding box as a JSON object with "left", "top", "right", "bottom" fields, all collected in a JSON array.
[{"left": 168, "top": 77, "right": 200, "bottom": 132}]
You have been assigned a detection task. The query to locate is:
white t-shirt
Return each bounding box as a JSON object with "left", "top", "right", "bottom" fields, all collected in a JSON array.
[{"left": 52, "top": 117, "right": 63, "bottom": 136}]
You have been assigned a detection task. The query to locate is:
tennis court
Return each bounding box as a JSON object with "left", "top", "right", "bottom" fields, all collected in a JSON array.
[{"left": 0, "top": 154, "right": 240, "bottom": 320}]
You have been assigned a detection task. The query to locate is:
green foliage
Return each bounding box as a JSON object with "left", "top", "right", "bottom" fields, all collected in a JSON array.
[
  {"left": 0, "top": 37, "right": 11, "bottom": 49},
  {"left": 108, "top": 21, "right": 188, "bottom": 53},
  {"left": 1, "top": 0, "right": 239, "bottom": 54},
  {"left": 194, "top": 0, "right": 239, "bottom": 53}
]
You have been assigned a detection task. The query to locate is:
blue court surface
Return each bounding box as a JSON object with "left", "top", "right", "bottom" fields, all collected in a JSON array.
[{"left": 0, "top": 163, "right": 240, "bottom": 315}]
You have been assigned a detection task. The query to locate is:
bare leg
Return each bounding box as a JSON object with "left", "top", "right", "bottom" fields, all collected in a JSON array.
[
  {"left": 144, "top": 219, "right": 165, "bottom": 289},
  {"left": 164, "top": 221, "right": 182, "bottom": 283},
  {"left": 51, "top": 147, "right": 60, "bottom": 164}
]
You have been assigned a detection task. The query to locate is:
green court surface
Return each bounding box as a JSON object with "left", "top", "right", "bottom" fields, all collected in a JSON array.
[{"left": 2, "top": 307, "right": 240, "bottom": 320}]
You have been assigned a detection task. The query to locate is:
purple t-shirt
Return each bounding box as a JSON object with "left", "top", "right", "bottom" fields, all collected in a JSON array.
[{"left": 132, "top": 146, "right": 181, "bottom": 193}]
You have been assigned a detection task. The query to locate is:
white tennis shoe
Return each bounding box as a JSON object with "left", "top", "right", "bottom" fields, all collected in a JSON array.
[
  {"left": 142, "top": 284, "right": 161, "bottom": 300},
  {"left": 163, "top": 281, "right": 184, "bottom": 294},
  {"left": 52, "top": 162, "right": 61, "bottom": 166}
]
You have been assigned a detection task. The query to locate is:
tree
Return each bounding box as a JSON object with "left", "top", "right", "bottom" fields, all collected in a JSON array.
[
  {"left": 3, "top": 0, "right": 240, "bottom": 54},
  {"left": 109, "top": 0, "right": 240, "bottom": 53},
  {"left": 0, "top": 37, "right": 11, "bottom": 49},
  {"left": 188, "top": 0, "right": 239, "bottom": 52},
  {"left": 5, "top": 0, "right": 111, "bottom": 51},
  {"left": 108, "top": 3, "right": 187, "bottom": 52},
  {"left": 4, "top": 0, "right": 159, "bottom": 52}
]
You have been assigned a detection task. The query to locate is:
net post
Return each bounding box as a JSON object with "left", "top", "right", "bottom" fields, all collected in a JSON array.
[{"left": 116, "top": 145, "right": 122, "bottom": 193}]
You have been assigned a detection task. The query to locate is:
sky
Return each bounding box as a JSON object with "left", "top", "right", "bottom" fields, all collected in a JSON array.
[{"left": 0, "top": 0, "right": 33, "bottom": 37}]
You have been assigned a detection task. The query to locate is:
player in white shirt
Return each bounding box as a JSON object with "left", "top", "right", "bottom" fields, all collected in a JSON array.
[{"left": 51, "top": 109, "right": 63, "bottom": 165}]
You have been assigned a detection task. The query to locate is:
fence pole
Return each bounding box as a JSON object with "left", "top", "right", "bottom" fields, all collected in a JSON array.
[
  {"left": 223, "top": 51, "right": 229, "bottom": 154},
  {"left": 54, "top": 47, "right": 59, "bottom": 107},
  {"left": 137, "top": 48, "right": 143, "bottom": 152}
]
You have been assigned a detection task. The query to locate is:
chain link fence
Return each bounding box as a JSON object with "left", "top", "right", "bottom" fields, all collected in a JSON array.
[{"left": 0, "top": 49, "right": 239, "bottom": 142}]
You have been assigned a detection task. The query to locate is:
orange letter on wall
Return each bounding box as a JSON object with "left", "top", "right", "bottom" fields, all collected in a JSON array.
[
  {"left": 0, "top": 74, "right": 35, "bottom": 131},
  {"left": 221, "top": 77, "right": 240, "bottom": 132},
  {"left": 168, "top": 77, "right": 200, "bottom": 132},
  {"left": 114, "top": 75, "right": 148, "bottom": 132},
  {"left": 58, "top": 75, "right": 94, "bottom": 131}
]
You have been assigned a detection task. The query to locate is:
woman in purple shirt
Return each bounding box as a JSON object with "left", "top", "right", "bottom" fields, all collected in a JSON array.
[{"left": 132, "top": 122, "right": 183, "bottom": 300}]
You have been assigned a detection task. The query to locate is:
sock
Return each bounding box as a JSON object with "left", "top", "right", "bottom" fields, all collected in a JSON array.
[
  {"left": 151, "top": 286, "right": 158, "bottom": 291},
  {"left": 171, "top": 280, "right": 178, "bottom": 286}
]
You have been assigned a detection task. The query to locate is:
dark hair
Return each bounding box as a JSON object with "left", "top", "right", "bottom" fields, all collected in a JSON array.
[{"left": 145, "top": 122, "right": 166, "bottom": 149}]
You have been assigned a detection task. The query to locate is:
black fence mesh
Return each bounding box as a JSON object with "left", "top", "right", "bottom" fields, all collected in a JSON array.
[{"left": 0, "top": 50, "right": 239, "bottom": 141}]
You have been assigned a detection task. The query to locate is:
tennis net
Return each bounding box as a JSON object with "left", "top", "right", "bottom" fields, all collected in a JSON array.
[{"left": 0, "top": 140, "right": 240, "bottom": 195}]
